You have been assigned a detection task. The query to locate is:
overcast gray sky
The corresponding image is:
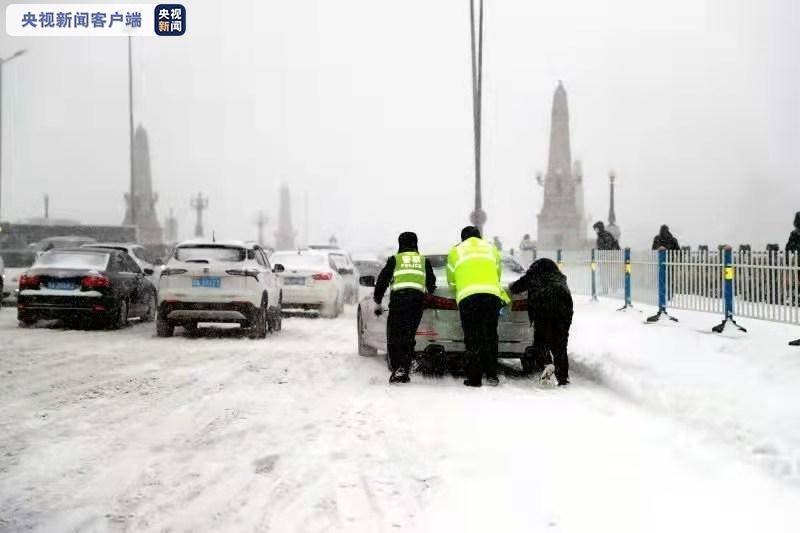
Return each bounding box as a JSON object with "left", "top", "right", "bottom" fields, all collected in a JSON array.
[{"left": 1, "top": 0, "right": 798, "bottom": 251}]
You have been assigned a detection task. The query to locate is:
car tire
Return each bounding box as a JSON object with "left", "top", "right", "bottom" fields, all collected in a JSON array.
[
  {"left": 141, "top": 291, "right": 157, "bottom": 322},
  {"left": 18, "top": 316, "right": 36, "bottom": 328},
  {"left": 357, "top": 310, "right": 378, "bottom": 356},
  {"left": 156, "top": 314, "right": 174, "bottom": 337},
  {"left": 108, "top": 300, "right": 129, "bottom": 330},
  {"left": 268, "top": 307, "right": 282, "bottom": 333},
  {"left": 248, "top": 304, "right": 268, "bottom": 339},
  {"left": 320, "top": 297, "right": 340, "bottom": 319}
]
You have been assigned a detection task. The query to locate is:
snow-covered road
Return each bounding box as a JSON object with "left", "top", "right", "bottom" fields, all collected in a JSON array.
[{"left": 1, "top": 305, "right": 799, "bottom": 532}]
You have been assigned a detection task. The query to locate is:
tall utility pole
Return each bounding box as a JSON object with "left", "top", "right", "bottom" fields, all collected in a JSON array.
[
  {"left": 468, "top": 0, "right": 486, "bottom": 234},
  {"left": 190, "top": 193, "right": 208, "bottom": 238},
  {"left": 127, "top": 36, "right": 136, "bottom": 226},
  {"left": 255, "top": 211, "right": 268, "bottom": 246},
  {"left": 43, "top": 194, "right": 49, "bottom": 220},
  {"left": 0, "top": 49, "right": 27, "bottom": 223}
]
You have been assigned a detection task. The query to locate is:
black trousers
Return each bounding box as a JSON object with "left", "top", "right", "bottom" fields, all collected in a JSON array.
[
  {"left": 386, "top": 294, "right": 425, "bottom": 373},
  {"left": 458, "top": 294, "right": 503, "bottom": 383},
  {"left": 532, "top": 317, "right": 570, "bottom": 382}
]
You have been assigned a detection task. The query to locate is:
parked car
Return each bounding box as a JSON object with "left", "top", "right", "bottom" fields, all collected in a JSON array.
[
  {"left": 356, "top": 253, "right": 535, "bottom": 373},
  {"left": 270, "top": 249, "right": 346, "bottom": 318},
  {"left": 310, "top": 249, "right": 359, "bottom": 304},
  {"left": 0, "top": 251, "right": 36, "bottom": 305},
  {"left": 16, "top": 247, "right": 157, "bottom": 328},
  {"left": 81, "top": 242, "right": 163, "bottom": 287},
  {"left": 157, "top": 241, "right": 282, "bottom": 338}
]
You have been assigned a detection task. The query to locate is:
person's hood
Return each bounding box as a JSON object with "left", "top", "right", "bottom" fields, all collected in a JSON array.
[
  {"left": 397, "top": 231, "right": 418, "bottom": 253},
  {"left": 529, "top": 258, "right": 567, "bottom": 285},
  {"left": 794, "top": 211, "right": 800, "bottom": 231},
  {"left": 659, "top": 225, "right": 671, "bottom": 238},
  {"left": 593, "top": 221, "right": 605, "bottom": 231}
]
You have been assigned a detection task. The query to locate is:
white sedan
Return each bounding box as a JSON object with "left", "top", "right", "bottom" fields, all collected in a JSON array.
[
  {"left": 270, "top": 250, "right": 346, "bottom": 318},
  {"left": 356, "top": 253, "right": 535, "bottom": 373},
  {"left": 157, "top": 241, "right": 282, "bottom": 337}
]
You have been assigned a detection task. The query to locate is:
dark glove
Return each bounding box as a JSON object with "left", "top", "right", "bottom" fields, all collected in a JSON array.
[{"left": 374, "top": 307, "right": 383, "bottom": 317}]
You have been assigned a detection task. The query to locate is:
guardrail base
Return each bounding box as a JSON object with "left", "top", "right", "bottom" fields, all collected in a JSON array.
[
  {"left": 711, "top": 317, "right": 747, "bottom": 334},
  {"left": 646, "top": 309, "right": 678, "bottom": 323}
]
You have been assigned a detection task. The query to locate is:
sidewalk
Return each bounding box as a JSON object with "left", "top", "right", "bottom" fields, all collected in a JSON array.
[{"left": 569, "top": 298, "right": 800, "bottom": 482}]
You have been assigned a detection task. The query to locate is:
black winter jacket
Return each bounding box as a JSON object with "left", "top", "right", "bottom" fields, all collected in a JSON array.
[
  {"left": 509, "top": 258, "right": 573, "bottom": 325},
  {"left": 596, "top": 230, "right": 620, "bottom": 251}
]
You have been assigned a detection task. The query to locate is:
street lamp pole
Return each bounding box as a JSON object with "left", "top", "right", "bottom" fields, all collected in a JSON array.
[
  {"left": 468, "top": 0, "right": 486, "bottom": 234},
  {"left": 0, "top": 49, "right": 27, "bottom": 223},
  {"left": 127, "top": 36, "right": 136, "bottom": 226}
]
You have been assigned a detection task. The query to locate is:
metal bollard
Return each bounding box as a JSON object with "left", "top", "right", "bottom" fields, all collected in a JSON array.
[
  {"left": 712, "top": 246, "right": 747, "bottom": 333},
  {"left": 618, "top": 247, "right": 633, "bottom": 310},
  {"left": 646, "top": 248, "right": 678, "bottom": 323},
  {"left": 590, "top": 249, "right": 598, "bottom": 302}
]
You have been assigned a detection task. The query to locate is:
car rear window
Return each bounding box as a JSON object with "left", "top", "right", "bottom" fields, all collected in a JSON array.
[
  {"left": 35, "top": 251, "right": 109, "bottom": 270},
  {"left": 175, "top": 246, "right": 246, "bottom": 262},
  {"left": 271, "top": 253, "right": 326, "bottom": 269}
]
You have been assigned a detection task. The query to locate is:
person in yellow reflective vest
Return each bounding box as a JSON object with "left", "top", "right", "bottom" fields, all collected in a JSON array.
[
  {"left": 447, "top": 226, "right": 509, "bottom": 387},
  {"left": 373, "top": 232, "right": 437, "bottom": 383}
]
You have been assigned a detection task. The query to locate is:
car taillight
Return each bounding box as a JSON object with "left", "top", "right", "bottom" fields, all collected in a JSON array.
[
  {"left": 19, "top": 274, "right": 41, "bottom": 290},
  {"left": 511, "top": 299, "right": 528, "bottom": 312},
  {"left": 161, "top": 268, "right": 188, "bottom": 277},
  {"left": 81, "top": 275, "right": 111, "bottom": 290},
  {"left": 427, "top": 295, "right": 458, "bottom": 310},
  {"left": 226, "top": 269, "right": 259, "bottom": 280},
  {"left": 312, "top": 272, "right": 333, "bottom": 281}
]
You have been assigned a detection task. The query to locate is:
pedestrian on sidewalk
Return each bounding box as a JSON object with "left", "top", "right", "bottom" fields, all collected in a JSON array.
[
  {"left": 787, "top": 212, "right": 800, "bottom": 345},
  {"left": 373, "top": 232, "right": 437, "bottom": 384},
  {"left": 508, "top": 258, "right": 574, "bottom": 386},
  {"left": 651, "top": 225, "right": 680, "bottom": 251}
]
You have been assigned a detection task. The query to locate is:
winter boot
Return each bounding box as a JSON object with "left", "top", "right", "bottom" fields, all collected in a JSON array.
[
  {"left": 389, "top": 367, "right": 410, "bottom": 384},
  {"left": 790, "top": 338, "right": 800, "bottom": 347},
  {"left": 557, "top": 376, "right": 570, "bottom": 387},
  {"left": 485, "top": 375, "right": 499, "bottom": 387}
]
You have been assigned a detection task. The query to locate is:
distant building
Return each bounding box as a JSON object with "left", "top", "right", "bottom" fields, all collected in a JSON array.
[
  {"left": 122, "top": 125, "right": 163, "bottom": 245},
  {"left": 536, "top": 82, "right": 588, "bottom": 250},
  {"left": 274, "top": 184, "right": 296, "bottom": 250}
]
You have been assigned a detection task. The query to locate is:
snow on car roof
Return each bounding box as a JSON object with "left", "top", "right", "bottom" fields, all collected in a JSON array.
[{"left": 175, "top": 240, "right": 251, "bottom": 248}]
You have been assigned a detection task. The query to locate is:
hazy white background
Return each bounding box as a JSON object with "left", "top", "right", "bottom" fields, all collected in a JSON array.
[{"left": 1, "top": 0, "right": 798, "bottom": 251}]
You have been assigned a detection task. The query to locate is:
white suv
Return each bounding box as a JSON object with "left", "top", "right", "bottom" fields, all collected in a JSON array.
[{"left": 157, "top": 241, "right": 282, "bottom": 338}]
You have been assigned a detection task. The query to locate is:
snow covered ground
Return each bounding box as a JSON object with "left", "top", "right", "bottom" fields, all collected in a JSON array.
[{"left": 1, "top": 303, "right": 799, "bottom": 532}]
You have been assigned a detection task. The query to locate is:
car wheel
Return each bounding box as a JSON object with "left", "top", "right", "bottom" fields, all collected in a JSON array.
[
  {"left": 156, "top": 314, "right": 174, "bottom": 337},
  {"left": 268, "top": 307, "right": 282, "bottom": 332},
  {"left": 18, "top": 316, "right": 36, "bottom": 328},
  {"left": 248, "top": 305, "right": 268, "bottom": 339},
  {"left": 357, "top": 311, "right": 378, "bottom": 356},
  {"left": 320, "top": 297, "right": 339, "bottom": 319},
  {"left": 141, "top": 291, "right": 157, "bottom": 322},
  {"left": 108, "top": 300, "right": 129, "bottom": 330}
]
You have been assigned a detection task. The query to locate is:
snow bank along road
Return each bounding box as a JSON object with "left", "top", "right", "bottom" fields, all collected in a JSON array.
[{"left": 1, "top": 303, "right": 799, "bottom": 532}]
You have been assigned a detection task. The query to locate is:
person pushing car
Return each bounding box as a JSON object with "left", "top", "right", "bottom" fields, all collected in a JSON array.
[
  {"left": 447, "top": 226, "right": 509, "bottom": 387},
  {"left": 373, "top": 232, "right": 437, "bottom": 383}
]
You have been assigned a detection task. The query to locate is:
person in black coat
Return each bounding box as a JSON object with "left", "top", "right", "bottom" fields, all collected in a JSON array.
[
  {"left": 652, "top": 225, "right": 680, "bottom": 251},
  {"left": 508, "top": 258, "right": 574, "bottom": 386},
  {"left": 593, "top": 221, "right": 620, "bottom": 251},
  {"left": 787, "top": 211, "right": 800, "bottom": 254},
  {"left": 788, "top": 212, "right": 800, "bottom": 346},
  {"left": 373, "top": 232, "right": 437, "bottom": 383}
]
